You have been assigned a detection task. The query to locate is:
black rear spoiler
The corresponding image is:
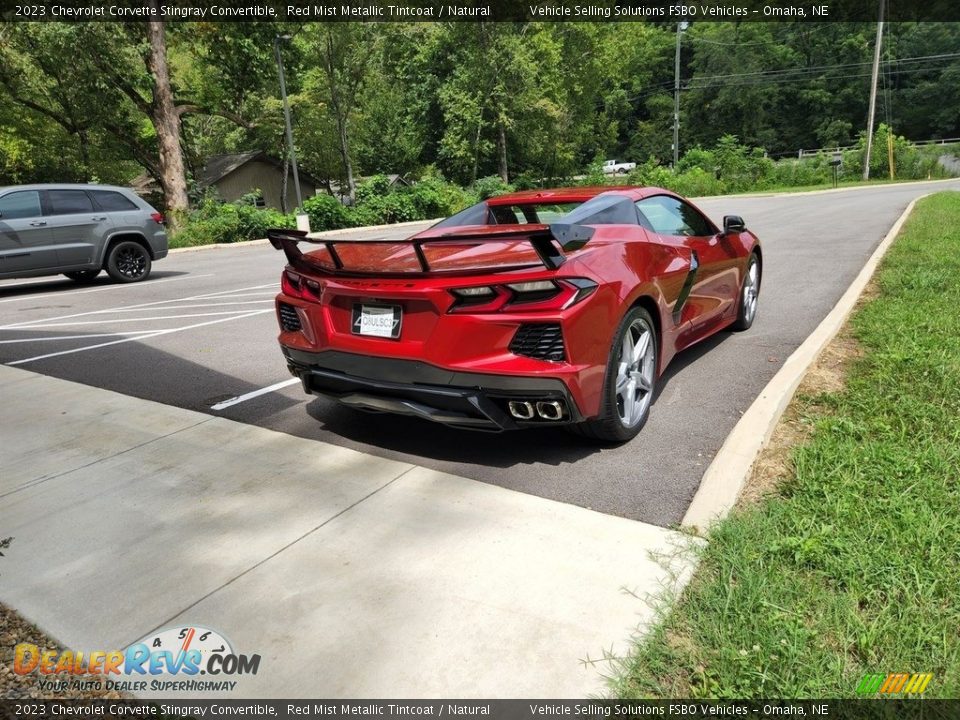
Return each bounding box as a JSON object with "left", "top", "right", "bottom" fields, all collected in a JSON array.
[{"left": 267, "top": 224, "right": 594, "bottom": 274}]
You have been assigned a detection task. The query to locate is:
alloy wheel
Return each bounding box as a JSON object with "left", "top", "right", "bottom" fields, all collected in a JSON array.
[{"left": 616, "top": 317, "right": 656, "bottom": 428}]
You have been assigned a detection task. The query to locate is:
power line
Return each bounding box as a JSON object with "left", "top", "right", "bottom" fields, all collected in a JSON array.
[
  {"left": 685, "top": 64, "right": 954, "bottom": 90},
  {"left": 684, "top": 27, "right": 827, "bottom": 47},
  {"left": 687, "top": 52, "right": 960, "bottom": 83}
]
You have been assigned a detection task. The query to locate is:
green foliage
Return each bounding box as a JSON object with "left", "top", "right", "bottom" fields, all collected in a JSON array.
[
  {"left": 300, "top": 174, "right": 474, "bottom": 233},
  {"left": 3, "top": 22, "right": 959, "bottom": 203},
  {"left": 472, "top": 175, "right": 514, "bottom": 200},
  {"left": 614, "top": 193, "right": 960, "bottom": 699},
  {"left": 301, "top": 193, "right": 357, "bottom": 231},
  {"left": 172, "top": 195, "right": 294, "bottom": 247}
]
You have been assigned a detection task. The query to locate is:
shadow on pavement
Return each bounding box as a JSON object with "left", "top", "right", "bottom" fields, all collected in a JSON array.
[{"left": 0, "top": 271, "right": 191, "bottom": 300}]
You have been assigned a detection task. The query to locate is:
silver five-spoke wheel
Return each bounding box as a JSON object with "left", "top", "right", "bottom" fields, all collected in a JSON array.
[
  {"left": 616, "top": 316, "right": 656, "bottom": 428},
  {"left": 742, "top": 258, "right": 759, "bottom": 324}
]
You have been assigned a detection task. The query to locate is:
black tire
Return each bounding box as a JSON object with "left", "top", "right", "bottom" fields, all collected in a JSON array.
[
  {"left": 732, "top": 252, "right": 760, "bottom": 331},
  {"left": 63, "top": 270, "right": 100, "bottom": 283},
  {"left": 569, "top": 306, "right": 658, "bottom": 444},
  {"left": 105, "top": 240, "right": 151, "bottom": 283}
]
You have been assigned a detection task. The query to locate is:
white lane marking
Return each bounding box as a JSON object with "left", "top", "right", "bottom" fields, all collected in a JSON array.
[
  {"left": 210, "top": 378, "right": 301, "bottom": 410},
  {"left": 0, "top": 331, "right": 155, "bottom": 344},
  {"left": 0, "top": 274, "right": 215, "bottom": 304},
  {"left": 81, "top": 300, "right": 273, "bottom": 313},
  {"left": 11, "top": 310, "right": 263, "bottom": 329},
  {"left": 8, "top": 309, "right": 273, "bottom": 366},
  {"left": 0, "top": 283, "right": 275, "bottom": 329}
]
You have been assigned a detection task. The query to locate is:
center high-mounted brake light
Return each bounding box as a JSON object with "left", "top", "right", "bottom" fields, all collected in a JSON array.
[{"left": 448, "top": 278, "right": 597, "bottom": 313}]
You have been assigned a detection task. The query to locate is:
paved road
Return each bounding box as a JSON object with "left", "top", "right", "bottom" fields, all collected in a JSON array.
[{"left": 2, "top": 180, "right": 957, "bottom": 526}]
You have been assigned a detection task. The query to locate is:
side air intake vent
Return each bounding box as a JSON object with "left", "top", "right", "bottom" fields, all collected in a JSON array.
[
  {"left": 278, "top": 302, "right": 302, "bottom": 332},
  {"left": 509, "top": 323, "right": 565, "bottom": 362}
]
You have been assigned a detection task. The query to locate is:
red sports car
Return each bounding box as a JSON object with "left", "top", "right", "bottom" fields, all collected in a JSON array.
[{"left": 269, "top": 187, "right": 761, "bottom": 442}]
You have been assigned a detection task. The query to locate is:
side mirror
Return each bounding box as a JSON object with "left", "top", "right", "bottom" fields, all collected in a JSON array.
[{"left": 723, "top": 215, "right": 746, "bottom": 234}]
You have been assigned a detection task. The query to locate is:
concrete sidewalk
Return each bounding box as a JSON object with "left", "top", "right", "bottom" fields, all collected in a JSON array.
[{"left": 0, "top": 364, "right": 692, "bottom": 697}]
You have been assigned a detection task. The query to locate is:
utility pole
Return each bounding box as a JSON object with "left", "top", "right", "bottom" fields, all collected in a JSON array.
[
  {"left": 274, "top": 34, "right": 303, "bottom": 210},
  {"left": 673, "top": 21, "right": 687, "bottom": 170},
  {"left": 863, "top": 0, "right": 885, "bottom": 181}
]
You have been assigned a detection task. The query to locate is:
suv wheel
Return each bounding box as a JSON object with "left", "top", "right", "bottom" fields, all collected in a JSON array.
[
  {"left": 64, "top": 270, "right": 100, "bottom": 283},
  {"left": 106, "top": 241, "right": 151, "bottom": 283}
]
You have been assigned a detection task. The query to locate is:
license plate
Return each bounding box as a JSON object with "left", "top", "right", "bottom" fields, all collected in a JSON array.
[{"left": 352, "top": 304, "right": 402, "bottom": 339}]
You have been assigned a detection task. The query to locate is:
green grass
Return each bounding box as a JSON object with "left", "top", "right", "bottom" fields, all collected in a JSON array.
[{"left": 614, "top": 191, "right": 960, "bottom": 699}]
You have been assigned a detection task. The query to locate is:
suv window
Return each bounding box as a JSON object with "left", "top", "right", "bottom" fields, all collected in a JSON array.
[
  {"left": 636, "top": 196, "right": 714, "bottom": 237},
  {"left": 0, "top": 190, "right": 42, "bottom": 219},
  {"left": 90, "top": 190, "right": 138, "bottom": 211},
  {"left": 48, "top": 190, "right": 95, "bottom": 215}
]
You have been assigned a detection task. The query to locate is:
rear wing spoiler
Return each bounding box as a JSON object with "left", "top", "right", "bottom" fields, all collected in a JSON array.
[{"left": 266, "top": 224, "right": 594, "bottom": 274}]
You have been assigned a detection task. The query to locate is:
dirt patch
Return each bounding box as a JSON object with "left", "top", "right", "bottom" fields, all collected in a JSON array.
[{"left": 740, "top": 319, "right": 865, "bottom": 506}]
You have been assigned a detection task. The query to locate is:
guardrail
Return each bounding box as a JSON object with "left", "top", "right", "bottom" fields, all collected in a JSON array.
[{"left": 791, "top": 137, "right": 960, "bottom": 159}]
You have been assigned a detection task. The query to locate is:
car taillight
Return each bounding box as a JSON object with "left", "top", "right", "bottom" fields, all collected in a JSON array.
[
  {"left": 150, "top": 212, "right": 165, "bottom": 225},
  {"left": 281, "top": 270, "right": 322, "bottom": 301},
  {"left": 448, "top": 279, "right": 596, "bottom": 313},
  {"left": 281, "top": 270, "right": 303, "bottom": 298}
]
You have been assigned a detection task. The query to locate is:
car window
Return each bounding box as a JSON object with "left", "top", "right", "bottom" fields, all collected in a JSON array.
[
  {"left": 562, "top": 194, "right": 639, "bottom": 226},
  {"left": 48, "top": 190, "right": 95, "bottom": 215},
  {"left": 90, "top": 190, "right": 138, "bottom": 211},
  {"left": 490, "top": 205, "right": 521, "bottom": 224},
  {"left": 636, "top": 196, "right": 714, "bottom": 237},
  {"left": 431, "top": 201, "right": 491, "bottom": 228},
  {"left": 0, "top": 190, "right": 42, "bottom": 220}
]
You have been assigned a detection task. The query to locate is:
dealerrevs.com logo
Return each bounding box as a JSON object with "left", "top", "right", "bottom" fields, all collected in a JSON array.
[{"left": 14, "top": 625, "right": 260, "bottom": 693}]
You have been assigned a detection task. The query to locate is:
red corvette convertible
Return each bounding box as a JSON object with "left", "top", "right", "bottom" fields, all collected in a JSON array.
[{"left": 269, "top": 187, "right": 761, "bottom": 442}]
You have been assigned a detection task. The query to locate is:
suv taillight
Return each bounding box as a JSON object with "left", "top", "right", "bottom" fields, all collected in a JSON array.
[{"left": 150, "top": 212, "right": 165, "bottom": 225}]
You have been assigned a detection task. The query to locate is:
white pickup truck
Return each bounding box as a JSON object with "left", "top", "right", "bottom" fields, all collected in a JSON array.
[{"left": 602, "top": 159, "right": 636, "bottom": 175}]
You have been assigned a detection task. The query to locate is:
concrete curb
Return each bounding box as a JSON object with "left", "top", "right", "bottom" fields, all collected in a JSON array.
[
  {"left": 694, "top": 176, "right": 959, "bottom": 202},
  {"left": 168, "top": 218, "right": 440, "bottom": 254},
  {"left": 681, "top": 194, "right": 931, "bottom": 532}
]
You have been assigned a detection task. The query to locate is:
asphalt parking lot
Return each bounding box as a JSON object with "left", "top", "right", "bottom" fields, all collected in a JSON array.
[{"left": 3, "top": 180, "right": 957, "bottom": 526}]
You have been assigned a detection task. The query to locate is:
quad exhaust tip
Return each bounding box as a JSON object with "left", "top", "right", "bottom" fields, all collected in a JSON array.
[
  {"left": 536, "top": 401, "right": 564, "bottom": 420},
  {"left": 507, "top": 401, "right": 535, "bottom": 420},
  {"left": 507, "top": 400, "right": 566, "bottom": 421}
]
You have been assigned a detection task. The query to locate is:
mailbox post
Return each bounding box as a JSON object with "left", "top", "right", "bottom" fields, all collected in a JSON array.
[{"left": 830, "top": 152, "right": 843, "bottom": 189}]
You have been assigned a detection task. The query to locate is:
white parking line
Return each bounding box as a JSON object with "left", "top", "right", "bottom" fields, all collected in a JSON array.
[
  {"left": 0, "top": 273, "right": 215, "bottom": 304},
  {"left": 0, "top": 331, "right": 154, "bottom": 344},
  {"left": 88, "top": 300, "right": 273, "bottom": 313},
  {"left": 210, "top": 378, "right": 301, "bottom": 410},
  {"left": 8, "top": 309, "right": 273, "bottom": 366},
  {"left": 20, "top": 310, "right": 264, "bottom": 329},
  {"left": 0, "top": 283, "right": 275, "bottom": 329}
]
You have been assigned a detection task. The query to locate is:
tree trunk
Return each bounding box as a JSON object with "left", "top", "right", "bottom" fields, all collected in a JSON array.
[
  {"left": 325, "top": 32, "right": 356, "bottom": 204},
  {"left": 336, "top": 114, "right": 356, "bottom": 203},
  {"left": 145, "top": 8, "right": 189, "bottom": 225},
  {"left": 496, "top": 120, "right": 508, "bottom": 183},
  {"left": 471, "top": 110, "right": 483, "bottom": 185}
]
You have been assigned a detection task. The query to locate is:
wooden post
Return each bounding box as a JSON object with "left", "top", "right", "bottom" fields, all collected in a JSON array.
[{"left": 887, "top": 132, "right": 895, "bottom": 180}]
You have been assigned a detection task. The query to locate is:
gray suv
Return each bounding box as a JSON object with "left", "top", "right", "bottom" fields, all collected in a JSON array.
[{"left": 0, "top": 184, "right": 168, "bottom": 283}]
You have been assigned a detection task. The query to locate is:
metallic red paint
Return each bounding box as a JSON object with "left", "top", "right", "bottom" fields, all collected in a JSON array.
[{"left": 271, "top": 187, "right": 760, "bottom": 433}]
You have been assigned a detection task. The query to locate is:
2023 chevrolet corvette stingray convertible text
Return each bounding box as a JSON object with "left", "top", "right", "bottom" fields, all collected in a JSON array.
[{"left": 269, "top": 187, "right": 761, "bottom": 443}]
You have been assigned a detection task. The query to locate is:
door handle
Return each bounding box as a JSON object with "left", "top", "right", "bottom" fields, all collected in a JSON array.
[
  {"left": 92, "top": 216, "right": 107, "bottom": 221},
  {"left": 29, "top": 221, "right": 47, "bottom": 227}
]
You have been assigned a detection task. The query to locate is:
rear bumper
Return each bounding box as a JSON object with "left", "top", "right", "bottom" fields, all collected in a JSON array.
[{"left": 282, "top": 347, "right": 583, "bottom": 431}]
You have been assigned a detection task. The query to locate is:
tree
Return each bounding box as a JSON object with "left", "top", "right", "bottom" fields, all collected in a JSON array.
[{"left": 303, "top": 23, "right": 374, "bottom": 203}]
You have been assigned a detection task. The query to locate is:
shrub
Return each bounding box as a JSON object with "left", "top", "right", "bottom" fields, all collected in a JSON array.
[
  {"left": 405, "top": 175, "right": 475, "bottom": 218},
  {"left": 173, "top": 196, "right": 294, "bottom": 247},
  {"left": 473, "top": 175, "right": 514, "bottom": 200},
  {"left": 301, "top": 193, "right": 357, "bottom": 231}
]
